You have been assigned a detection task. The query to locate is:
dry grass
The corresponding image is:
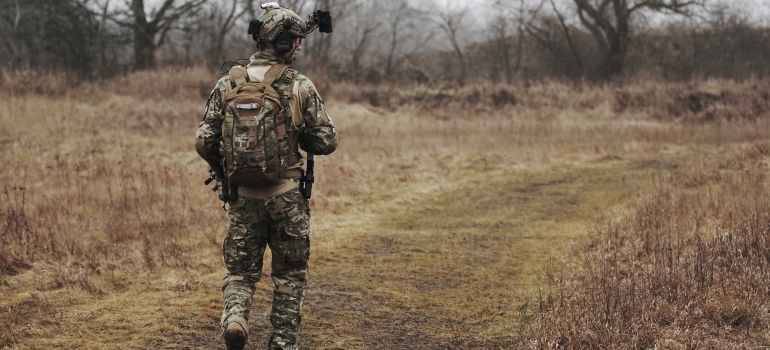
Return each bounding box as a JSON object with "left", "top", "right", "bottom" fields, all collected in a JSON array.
[
  {"left": 2, "top": 69, "right": 770, "bottom": 348},
  {"left": 526, "top": 143, "right": 770, "bottom": 349}
]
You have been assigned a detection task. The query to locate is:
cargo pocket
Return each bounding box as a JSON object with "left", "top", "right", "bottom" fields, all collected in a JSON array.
[
  {"left": 280, "top": 187, "right": 310, "bottom": 224},
  {"left": 277, "top": 222, "right": 310, "bottom": 268},
  {"left": 227, "top": 195, "right": 249, "bottom": 222},
  {"left": 224, "top": 197, "right": 263, "bottom": 276},
  {"left": 284, "top": 222, "right": 309, "bottom": 238},
  {"left": 223, "top": 222, "right": 248, "bottom": 273}
]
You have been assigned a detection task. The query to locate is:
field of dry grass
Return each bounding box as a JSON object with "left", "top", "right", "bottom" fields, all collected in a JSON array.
[{"left": 2, "top": 68, "right": 770, "bottom": 349}]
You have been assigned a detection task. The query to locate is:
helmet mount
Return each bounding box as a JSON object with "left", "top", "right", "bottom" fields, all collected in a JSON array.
[{"left": 248, "top": 3, "right": 333, "bottom": 53}]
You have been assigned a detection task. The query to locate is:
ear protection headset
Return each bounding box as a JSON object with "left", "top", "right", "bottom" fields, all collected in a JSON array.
[{"left": 274, "top": 22, "right": 295, "bottom": 54}]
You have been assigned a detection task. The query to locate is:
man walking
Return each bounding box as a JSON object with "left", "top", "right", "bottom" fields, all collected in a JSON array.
[{"left": 195, "top": 3, "right": 337, "bottom": 349}]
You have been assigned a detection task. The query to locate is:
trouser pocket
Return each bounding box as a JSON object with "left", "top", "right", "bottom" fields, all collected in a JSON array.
[{"left": 273, "top": 223, "right": 310, "bottom": 269}]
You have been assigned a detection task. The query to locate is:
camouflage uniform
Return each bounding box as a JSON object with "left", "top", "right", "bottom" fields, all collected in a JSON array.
[{"left": 196, "top": 50, "right": 337, "bottom": 350}]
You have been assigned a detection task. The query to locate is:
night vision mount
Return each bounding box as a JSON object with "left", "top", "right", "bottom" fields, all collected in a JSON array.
[
  {"left": 306, "top": 10, "right": 333, "bottom": 34},
  {"left": 248, "top": 4, "right": 333, "bottom": 42}
]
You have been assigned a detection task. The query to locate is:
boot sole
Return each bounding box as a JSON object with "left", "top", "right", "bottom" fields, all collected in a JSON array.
[{"left": 224, "top": 327, "right": 247, "bottom": 350}]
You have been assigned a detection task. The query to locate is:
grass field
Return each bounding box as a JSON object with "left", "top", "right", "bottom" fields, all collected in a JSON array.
[{"left": 2, "top": 68, "right": 770, "bottom": 349}]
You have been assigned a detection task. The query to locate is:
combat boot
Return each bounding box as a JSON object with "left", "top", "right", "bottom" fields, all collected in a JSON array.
[{"left": 223, "top": 317, "right": 248, "bottom": 350}]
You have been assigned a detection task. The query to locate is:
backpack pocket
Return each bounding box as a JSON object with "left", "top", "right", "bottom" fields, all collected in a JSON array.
[{"left": 230, "top": 97, "right": 265, "bottom": 170}]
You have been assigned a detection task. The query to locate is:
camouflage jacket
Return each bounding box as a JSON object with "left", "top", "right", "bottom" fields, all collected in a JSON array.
[{"left": 195, "top": 51, "right": 338, "bottom": 173}]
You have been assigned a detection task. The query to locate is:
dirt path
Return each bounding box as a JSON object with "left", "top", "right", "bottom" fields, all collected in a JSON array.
[{"left": 249, "top": 150, "right": 696, "bottom": 349}]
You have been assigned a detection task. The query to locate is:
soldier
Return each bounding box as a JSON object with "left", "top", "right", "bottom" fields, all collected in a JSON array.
[{"left": 195, "top": 3, "right": 337, "bottom": 350}]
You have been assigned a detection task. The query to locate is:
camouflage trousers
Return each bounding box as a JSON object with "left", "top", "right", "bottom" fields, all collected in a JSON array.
[{"left": 220, "top": 186, "right": 310, "bottom": 350}]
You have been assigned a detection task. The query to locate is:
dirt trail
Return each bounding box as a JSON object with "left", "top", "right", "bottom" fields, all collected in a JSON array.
[{"left": 263, "top": 151, "right": 696, "bottom": 349}]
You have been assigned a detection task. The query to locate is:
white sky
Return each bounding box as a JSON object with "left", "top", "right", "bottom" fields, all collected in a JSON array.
[
  {"left": 137, "top": 0, "right": 770, "bottom": 22},
  {"left": 135, "top": 0, "right": 770, "bottom": 30}
]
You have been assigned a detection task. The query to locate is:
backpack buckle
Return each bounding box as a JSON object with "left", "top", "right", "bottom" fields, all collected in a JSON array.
[{"left": 284, "top": 69, "right": 296, "bottom": 84}]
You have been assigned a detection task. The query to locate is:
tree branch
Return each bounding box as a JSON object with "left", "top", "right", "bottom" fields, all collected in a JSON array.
[
  {"left": 550, "top": 0, "right": 583, "bottom": 69},
  {"left": 13, "top": 0, "right": 21, "bottom": 32},
  {"left": 631, "top": 0, "right": 701, "bottom": 14},
  {"left": 149, "top": 0, "right": 176, "bottom": 27},
  {"left": 576, "top": 6, "right": 610, "bottom": 54}
]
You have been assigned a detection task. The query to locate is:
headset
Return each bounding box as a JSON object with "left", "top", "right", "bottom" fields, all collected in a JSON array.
[{"left": 274, "top": 22, "right": 295, "bottom": 54}]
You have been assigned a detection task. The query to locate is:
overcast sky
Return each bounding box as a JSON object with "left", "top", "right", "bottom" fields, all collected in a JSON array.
[
  {"left": 137, "top": 0, "right": 770, "bottom": 28},
  {"left": 137, "top": 0, "right": 770, "bottom": 21}
]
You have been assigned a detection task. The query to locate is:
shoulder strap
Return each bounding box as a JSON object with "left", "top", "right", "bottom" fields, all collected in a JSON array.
[
  {"left": 269, "top": 67, "right": 302, "bottom": 129},
  {"left": 261, "top": 64, "right": 290, "bottom": 99},
  {"left": 289, "top": 80, "right": 303, "bottom": 128}
]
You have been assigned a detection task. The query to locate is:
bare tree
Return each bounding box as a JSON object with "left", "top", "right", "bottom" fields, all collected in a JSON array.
[
  {"left": 572, "top": 0, "right": 702, "bottom": 78},
  {"left": 550, "top": 0, "right": 584, "bottom": 70},
  {"left": 488, "top": 0, "right": 530, "bottom": 83},
  {"left": 0, "top": 0, "right": 23, "bottom": 68},
  {"left": 525, "top": 0, "right": 585, "bottom": 78},
  {"left": 127, "top": 0, "right": 206, "bottom": 70},
  {"left": 0, "top": 0, "right": 99, "bottom": 73},
  {"left": 345, "top": 1, "right": 379, "bottom": 82},
  {"left": 433, "top": 0, "right": 470, "bottom": 84},
  {"left": 382, "top": 0, "right": 409, "bottom": 74},
  {"left": 199, "top": 0, "right": 257, "bottom": 65},
  {"left": 93, "top": 0, "right": 112, "bottom": 73},
  {"left": 304, "top": 0, "right": 357, "bottom": 69},
  {"left": 379, "top": 0, "right": 435, "bottom": 80},
  {"left": 487, "top": 10, "right": 511, "bottom": 83}
]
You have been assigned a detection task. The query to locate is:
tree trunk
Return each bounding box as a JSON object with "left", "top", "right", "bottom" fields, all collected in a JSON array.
[
  {"left": 133, "top": 28, "right": 156, "bottom": 69},
  {"left": 601, "top": 47, "right": 625, "bottom": 78},
  {"left": 131, "top": 0, "right": 156, "bottom": 69}
]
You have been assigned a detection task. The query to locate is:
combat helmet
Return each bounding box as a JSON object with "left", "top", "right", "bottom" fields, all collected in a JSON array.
[{"left": 248, "top": 2, "right": 333, "bottom": 53}]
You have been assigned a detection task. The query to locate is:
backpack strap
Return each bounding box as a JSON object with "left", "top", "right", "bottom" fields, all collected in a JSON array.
[
  {"left": 289, "top": 80, "right": 302, "bottom": 128},
  {"left": 222, "top": 66, "right": 250, "bottom": 170},
  {"left": 261, "top": 64, "right": 289, "bottom": 99},
  {"left": 272, "top": 66, "right": 303, "bottom": 179},
  {"left": 221, "top": 103, "right": 235, "bottom": 176}
]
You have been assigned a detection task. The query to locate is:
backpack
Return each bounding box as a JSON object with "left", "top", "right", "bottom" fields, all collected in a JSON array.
[{"left": 220, "top": 64, "right": 302, "bottom": 188}]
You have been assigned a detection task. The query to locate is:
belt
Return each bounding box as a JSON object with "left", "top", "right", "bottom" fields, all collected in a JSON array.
[{"left": 237, "top": 180, "right": 298, "bottom": 199}]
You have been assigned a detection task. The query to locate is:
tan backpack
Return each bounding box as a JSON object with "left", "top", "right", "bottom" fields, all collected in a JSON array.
[{"left": 220, "top": 64, "right": 302, "bottom": 187}]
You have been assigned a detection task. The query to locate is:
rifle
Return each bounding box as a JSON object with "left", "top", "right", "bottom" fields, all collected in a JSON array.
[
  {"left": 204, "top": 167, "right": 234, "bottom": 209},
  {"left": 204, "top": 169, "right": 219, "bottom": 191},
  {"left": 300, "top": 153, "right": 314, "bottom": 199}
]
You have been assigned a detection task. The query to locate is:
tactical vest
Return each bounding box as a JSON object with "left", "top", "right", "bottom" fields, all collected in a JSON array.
[{"left": 220, "top": 64, "right": 303, "bottom": 188}]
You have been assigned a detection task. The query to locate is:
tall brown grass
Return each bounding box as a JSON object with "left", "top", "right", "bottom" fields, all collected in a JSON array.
[{"left": 0, "top": 66, "right": 222, "bottom": 285}]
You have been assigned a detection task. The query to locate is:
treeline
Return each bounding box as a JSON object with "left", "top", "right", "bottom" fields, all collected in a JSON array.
[{"left": 1, "top": 0, "right": 768, "bottom": 83}]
